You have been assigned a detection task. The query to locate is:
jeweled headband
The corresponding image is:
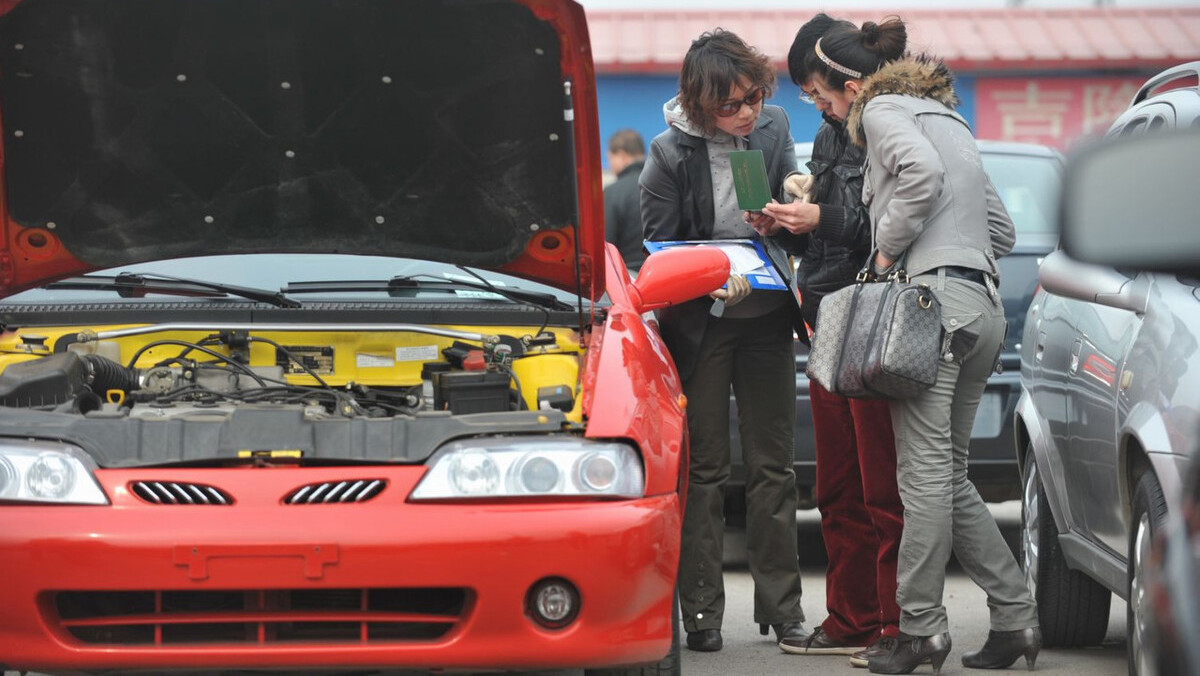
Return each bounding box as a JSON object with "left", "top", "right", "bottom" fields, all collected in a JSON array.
[{"left": 815, "top": 38, "right": 863, "bottom": 79}]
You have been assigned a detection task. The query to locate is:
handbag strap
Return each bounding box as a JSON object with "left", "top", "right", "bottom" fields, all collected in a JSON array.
[{"left": 857, "top": 247, "right": 911, "bottom": 284}]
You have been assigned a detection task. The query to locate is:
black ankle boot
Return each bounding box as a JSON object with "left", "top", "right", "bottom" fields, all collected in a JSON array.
[
  {"left": 962, "top": 627, "right": 1041, "bottom": 670},
  {"left": 760, "top": 621, "right": 809, "bottom": 643},
  {"left": 685, "top": 628, "right": 722, "bottom": 652},
  {"left": 868, "top": 632, "right": 952, "bottom": 676}
]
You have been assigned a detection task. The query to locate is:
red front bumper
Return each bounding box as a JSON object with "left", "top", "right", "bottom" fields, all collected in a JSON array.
[{"left": 0, "top": 466, "right": 681, "bottom": 673}]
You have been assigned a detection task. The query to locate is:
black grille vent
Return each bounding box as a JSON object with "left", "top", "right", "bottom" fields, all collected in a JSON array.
[
  {"left": 54, "top": 588, "right": 468, "bottom": 646},
  {"left": 284, "top": 479, "right": 385, "bottom": 504},
  {"left": 130, "top": 481, "right": 232, "bottom": 505}
]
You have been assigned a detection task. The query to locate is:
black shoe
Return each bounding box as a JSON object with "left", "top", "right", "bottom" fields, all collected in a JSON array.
[
  {"left": 779, "top": 626, "right": 864, "bottom": 655},
  {"left": 868, "top": 632, "right": 951, "bottom": 676},
  {"left": 760, "top": 621, "right": 810, "bottom": 643},
  {"left": 962, "top": 627, "right": 1041, "bottom": 670},
  {"left": 686, "top": 628, "right": 723, "bottom": 652}
]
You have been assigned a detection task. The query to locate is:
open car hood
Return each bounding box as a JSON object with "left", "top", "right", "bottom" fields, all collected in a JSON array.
[{"left": 0, "top": 0, "right": 604, "bottom": 298}]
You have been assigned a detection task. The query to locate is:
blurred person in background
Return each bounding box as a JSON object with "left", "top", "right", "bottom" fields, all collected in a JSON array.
[
  {"left": 762, "top": 13, "right": 905, "bottom": 669},
  {"left": 604, "top": 128, "right": 647, "bottom": 272},
  {"left": 640, "top": 28, "right": 809, "bottom": 654},
  {"left": 804, "top": 17, "right": 1040, "bottom": 675}
]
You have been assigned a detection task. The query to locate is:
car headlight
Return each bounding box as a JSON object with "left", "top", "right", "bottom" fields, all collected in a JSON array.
[
  {"left": 410, "top": 436, "right": 644, "bottom": 500},
  {"left": 0, "top": 440, "right": 109, "bottom": 505}
]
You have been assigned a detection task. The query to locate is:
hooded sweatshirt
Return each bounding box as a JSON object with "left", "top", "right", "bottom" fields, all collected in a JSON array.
[{"left": 658, "top": 97, "right": 786, "bottom": 319}]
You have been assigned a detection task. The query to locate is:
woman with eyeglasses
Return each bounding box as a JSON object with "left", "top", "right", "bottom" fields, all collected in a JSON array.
[
  {"left": 802, "top": 17, "right": 1039, "bottom": 675},
  {"left": 640, "top": 28, "right": 810, "bottom": 654}
]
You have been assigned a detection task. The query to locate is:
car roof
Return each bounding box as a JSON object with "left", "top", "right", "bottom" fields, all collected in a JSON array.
[{"left": 1107, "top": 61, "right": 1200, "bottom": 133}]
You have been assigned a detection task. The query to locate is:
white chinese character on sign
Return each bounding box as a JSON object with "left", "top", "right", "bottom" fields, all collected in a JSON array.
[
  {"left": 1081, "top": 82, "right": 1140, "bottom": 134},
  {"left": 991, "top": 81, "right": 1072, "bottom": 144}
]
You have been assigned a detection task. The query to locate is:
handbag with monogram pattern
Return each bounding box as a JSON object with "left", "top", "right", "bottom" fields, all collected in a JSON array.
[{"left": 805, "top": 257, "right": 943, "bottom": 399}]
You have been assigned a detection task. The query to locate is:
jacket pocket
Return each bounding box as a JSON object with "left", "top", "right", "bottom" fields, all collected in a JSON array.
[{"left": 940, "top": 310, "right": 983, "bottom": 365}]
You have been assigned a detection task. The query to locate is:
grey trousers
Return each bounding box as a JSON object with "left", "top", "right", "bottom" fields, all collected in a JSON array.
[
  {"left": 677, "top": 306, "right": 805, "bottom": 633},
  {"left": 889, "top": 272, "right": 1038, "bottom": 636}
]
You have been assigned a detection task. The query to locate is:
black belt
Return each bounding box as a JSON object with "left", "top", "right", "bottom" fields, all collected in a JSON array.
[{"left": 942, "top": 266, "right": 987, "bottom": 285}]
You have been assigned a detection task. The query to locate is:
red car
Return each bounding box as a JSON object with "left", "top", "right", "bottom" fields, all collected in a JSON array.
[{"left": 0, "top": 0, "right": 727, "bottom": 673}]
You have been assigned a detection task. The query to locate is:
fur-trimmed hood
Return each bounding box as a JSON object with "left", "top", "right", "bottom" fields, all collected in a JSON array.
[{"left": 846, "top": 55, "right": 958, "bottom": 147}]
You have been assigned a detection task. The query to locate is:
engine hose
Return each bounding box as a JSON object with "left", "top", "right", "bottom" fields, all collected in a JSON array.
[{"left": 83, "top": 354, "right": 140, "bottom": 393}]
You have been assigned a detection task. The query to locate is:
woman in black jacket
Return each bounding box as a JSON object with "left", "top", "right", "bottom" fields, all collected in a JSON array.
[
  {"left": 762, "top": 14, "right": 905, "bottom": 669},
  {"left": 640, "top": 28, "right": 809, "bottom": 654}
]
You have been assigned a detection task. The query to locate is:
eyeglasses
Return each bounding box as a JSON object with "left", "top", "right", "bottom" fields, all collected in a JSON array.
[
  {"left": 714, "top": 87, "right": 765, "bottom": 117},
  {"left": 799, "top": 87, "right": 827, "bottom": 105}
]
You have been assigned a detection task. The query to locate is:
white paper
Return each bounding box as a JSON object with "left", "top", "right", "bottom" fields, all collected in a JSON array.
[{"left": 700, "top": 242, "right": 769, "bottom": 276}]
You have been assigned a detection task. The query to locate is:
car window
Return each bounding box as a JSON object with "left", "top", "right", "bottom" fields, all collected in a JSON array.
[
  {"left": 795, "top": 145, "right": 1061, "bottom": 236},
  {"left": 979, "top": 154, "right": 1061, "bottom": 235},
  {"left": 1119, "top": 117, "right": 1150, "bottom": 136}
]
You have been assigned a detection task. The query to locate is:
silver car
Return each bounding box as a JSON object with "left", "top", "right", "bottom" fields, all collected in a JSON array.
[{"left": 1015, "top": 61, "right": 1200, "bottom": 674}]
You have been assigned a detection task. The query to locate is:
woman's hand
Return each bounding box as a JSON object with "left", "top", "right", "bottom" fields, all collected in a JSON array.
[
  {"left": 710, "top": 274, "right": 752, "bottom": 306},
  {"left": 760, "top": 199, "right": 820, "bottom": 235},
  {"left": 744, "top": 210, "right": 781, "bottom": 236},
  {"left": 872, "top": 252, "right": 895, "bottom": 276}
]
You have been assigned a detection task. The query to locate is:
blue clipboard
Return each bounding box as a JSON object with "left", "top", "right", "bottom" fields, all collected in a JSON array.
[{"left": 643, "top": 238, "right": 788, "bottom": 291}]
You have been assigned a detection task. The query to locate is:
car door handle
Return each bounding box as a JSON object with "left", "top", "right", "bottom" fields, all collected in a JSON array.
[
  {"left": 1035, "top": 331, "right": 1046, "bottom": 363},
  {"left": 1069, "top": 338, "right": 1083, "bottom": 374}
]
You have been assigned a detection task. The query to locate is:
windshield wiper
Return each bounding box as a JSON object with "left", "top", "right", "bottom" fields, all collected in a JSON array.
[
  {"left": 283, "top": 275, "right": 575, "bottom": 312},
  {"left": 47, "top": 272, "right": 302, "bottom": 308}
]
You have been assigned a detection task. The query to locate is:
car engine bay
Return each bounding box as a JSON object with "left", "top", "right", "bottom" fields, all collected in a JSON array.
[{"left": 0, "top": 323, "right": 586, "bottom": 465}]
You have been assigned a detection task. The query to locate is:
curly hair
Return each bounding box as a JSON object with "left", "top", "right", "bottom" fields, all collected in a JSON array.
[{"left": 677, "top": 29, "right": 776, "bottom": 138}]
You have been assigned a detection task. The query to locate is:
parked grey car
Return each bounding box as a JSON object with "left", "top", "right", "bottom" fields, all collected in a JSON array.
[
  {"left": 1014, "top": 62, "right": 1200, "bottom": 674},
  {"left": 724, "top": 139, "right": 1062, "bottom": 524}
]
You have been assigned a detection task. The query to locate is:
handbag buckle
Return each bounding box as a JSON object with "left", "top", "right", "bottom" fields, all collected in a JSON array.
[{"left": 887, "top": 269, "right": 910, "bottom": 284}]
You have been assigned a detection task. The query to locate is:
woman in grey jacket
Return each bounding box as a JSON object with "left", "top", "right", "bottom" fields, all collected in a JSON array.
[{"left": 805, "top": 18, "right": 1040, "bottom": 675}]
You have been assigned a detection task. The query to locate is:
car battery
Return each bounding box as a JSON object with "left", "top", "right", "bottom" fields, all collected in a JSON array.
[{"left": 433, "top": 370, "right": 511, "bottom": 414}]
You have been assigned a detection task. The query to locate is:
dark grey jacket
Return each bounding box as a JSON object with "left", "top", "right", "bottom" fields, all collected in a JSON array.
[
  {"left": 604, "top": 160, "right": 647, "bottom": 271},
  {"left": 640, "top": 104, "right": 804, "bottom": 381}
]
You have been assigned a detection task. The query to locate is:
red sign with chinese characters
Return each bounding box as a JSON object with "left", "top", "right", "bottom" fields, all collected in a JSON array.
[{"left": 976, "top": 77, "right": 1145, "bottom": 150}]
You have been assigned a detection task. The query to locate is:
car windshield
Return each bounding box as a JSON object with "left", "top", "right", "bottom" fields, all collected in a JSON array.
[
  {"left": 0, "top": 253, "right": 595, "bottom": 309},
  {"left": 979, "top": 153, "right": 1061, "bottom": 235}
]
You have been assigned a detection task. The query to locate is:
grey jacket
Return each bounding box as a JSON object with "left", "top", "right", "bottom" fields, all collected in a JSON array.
[{"left": 846, "top": 57, "right": 1015, "bottom": 277}]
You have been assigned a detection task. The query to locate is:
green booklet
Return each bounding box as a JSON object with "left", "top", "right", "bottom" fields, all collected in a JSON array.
[{"left": 730, "top": 149, "right": 772, "bottom": 211}]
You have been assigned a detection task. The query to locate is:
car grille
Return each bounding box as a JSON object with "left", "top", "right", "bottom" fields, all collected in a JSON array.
[
  {"left": 284, "top": 479, "right": 386, "bottom": 504},
  {"left": 54, "top": 588, "right": 468, "bottom": 645},
  {"left": 130, "top": 481, "right": 233, "bottom": 505}
]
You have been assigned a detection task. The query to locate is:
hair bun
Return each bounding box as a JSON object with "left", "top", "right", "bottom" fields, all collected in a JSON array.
[{"left": 861, "top": 21, "right": 880, "bottom": 46}]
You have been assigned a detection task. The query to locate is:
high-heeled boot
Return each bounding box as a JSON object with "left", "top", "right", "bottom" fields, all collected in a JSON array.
[
  {"left": 962, "top": 627, "right": 1041, "bottom": 670},
  {"left": 868, "top": 631, "right": 952, "bottom": 676},
  {"left": 759, "top": 621, "right": 810, "bottom": 643}
]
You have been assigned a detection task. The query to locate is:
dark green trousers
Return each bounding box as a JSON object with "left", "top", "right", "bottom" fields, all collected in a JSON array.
[{"left": 677, "top": 305, "right": 805, "bottom": 632}]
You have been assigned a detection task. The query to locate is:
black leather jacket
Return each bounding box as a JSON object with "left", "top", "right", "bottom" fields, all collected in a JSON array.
[
  {"left": 640, "top": 105, "right": 806, "bottom": 382},
  {"left": 797, "top": 117, "right": 872, "bottom": 331}
]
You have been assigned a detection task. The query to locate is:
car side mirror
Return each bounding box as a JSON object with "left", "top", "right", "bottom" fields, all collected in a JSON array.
[
  {"left": 1060, "top": 128, "right": 1200, "bottom": 275},
  {"left": 631, "top": 246, "right": 731, "bottom": 313}
]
